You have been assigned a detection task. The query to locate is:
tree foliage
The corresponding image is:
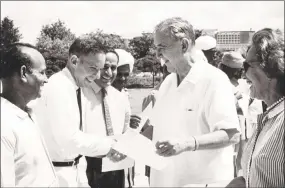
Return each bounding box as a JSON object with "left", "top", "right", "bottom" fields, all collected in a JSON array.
[
  {"left": 85, "top": 29, "right": 129, "bottom": 51},
  {"left": 0, "top": 16, "right": 22, "bottom": 51},
  {"left": 36, "top": 20, "right": 75, "bottom": 77},
  {"left": 129, "top": 33, "right": 155, "bottom": 59}
]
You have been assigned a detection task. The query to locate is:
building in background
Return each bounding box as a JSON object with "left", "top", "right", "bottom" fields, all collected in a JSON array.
[{"left": 216, "top": 30, "right": 255, "bottom": 51}]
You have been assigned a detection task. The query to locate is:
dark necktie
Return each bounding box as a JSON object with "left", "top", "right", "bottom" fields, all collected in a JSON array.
[
  {"left": 75, "top": 88, "right": 83, "bottom": 161},
  {"left": 101, "top": 88, "right": 114, "bottom": 136},
  {"left": 77, "top": 88, "right": 82, "bottom": 131}
]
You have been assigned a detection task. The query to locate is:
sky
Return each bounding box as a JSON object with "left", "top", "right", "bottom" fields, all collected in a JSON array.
[{"left": 1, "top": 1, "right": 284, "bottom": 44}]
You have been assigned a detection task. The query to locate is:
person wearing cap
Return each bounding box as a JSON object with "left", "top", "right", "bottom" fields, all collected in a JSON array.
[
  {"left": 219, "top": 51, "right": 262, "bottom": 177},
  {"left": 112, "top": 49, "right": 134, "bottom": 97},
  {"left": 111, "top": 49, "right": 136, "bottom": 187},
  {"left": 195, "top": 35, "right": 219, "bottom": 66}
]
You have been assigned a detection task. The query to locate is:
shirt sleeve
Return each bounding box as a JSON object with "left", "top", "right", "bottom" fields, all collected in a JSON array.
[
  {"left": 37, "top": 83, "right": 112, "bottom": 157},
  {"left": 1, "top": 126, "right": 16, "bottom": 187},
  {"left": 205, "top": 75, "right": 240, "bottom": 132}
]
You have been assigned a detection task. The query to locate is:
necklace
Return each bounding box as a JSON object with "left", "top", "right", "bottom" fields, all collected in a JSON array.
[{"left": 265, "top": 96, "right": 285, "bottom": 112}]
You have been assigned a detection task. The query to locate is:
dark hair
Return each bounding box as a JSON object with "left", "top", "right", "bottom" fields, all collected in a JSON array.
[
  {"left": 219, "top": 63, "right": 243, "bottom": 80},
  {"left": 251, "top": 28, "right": 284, "bottom": 95},
  {"left": 69, "top": 36, "right": 112, "bottom": 58},
  {"left": 0, "top": 43, "right": 38, "bottom": 78}
]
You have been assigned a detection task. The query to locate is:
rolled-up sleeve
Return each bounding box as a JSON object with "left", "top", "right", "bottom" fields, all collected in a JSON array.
[
  {"left": 205, "top": 75, "right": 240, "bottom": 133},
  {"left": 1, "top": 126, "right": 16, "bottom": 187}
]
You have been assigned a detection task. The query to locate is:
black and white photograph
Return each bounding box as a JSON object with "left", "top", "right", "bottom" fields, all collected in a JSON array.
[{"left": 0, "top": 1, "right": 284, "bottom": 187}]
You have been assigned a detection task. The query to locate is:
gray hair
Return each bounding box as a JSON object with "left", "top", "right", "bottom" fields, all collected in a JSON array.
[
  {"left": 251, "top": 28, "right": 284, "bottom": 95},
  {"left": 154, "top": 17, "right": 195, "bottom": 45}
]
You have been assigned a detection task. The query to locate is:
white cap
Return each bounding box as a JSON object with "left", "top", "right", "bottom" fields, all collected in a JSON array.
[
  {"left": 115, "top": 49, "right": 134, "bottom": 73},
  {"left": 221, "top": 51, "right": 244, "bottom": 69},
  {"left": 195, "top": 35, "right": 217, "bottom": 51}
]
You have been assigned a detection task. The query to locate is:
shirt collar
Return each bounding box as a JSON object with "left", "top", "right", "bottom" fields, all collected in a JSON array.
[
  {"left": 178, "top": 58, "right": 207, "bottom": 89},
  {"left": 62, "top": 67, "right": 79, "bottom": 91},
  {"left": 90, "top": 82, "right": 111, "bottom": 94},
  {"left": 1, "top": 97, "right": 29, "bottom": 119}
]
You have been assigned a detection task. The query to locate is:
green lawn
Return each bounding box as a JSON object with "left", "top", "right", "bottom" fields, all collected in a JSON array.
[{"left": 128, "top": 88, "right": 153, "bottom": 115}]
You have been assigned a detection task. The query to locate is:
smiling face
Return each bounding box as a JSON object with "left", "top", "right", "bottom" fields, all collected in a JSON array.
[
  {"left": 154, "top": 31, "right": 185, "bottom": 73},
  {"left": 73, "top": 52, "right": 106, "bottom": 87},
  {"left": 21, "top": 47, "right": 48, "bottom": 100},
  {"left": 244, "top": 46, "right": 270, "bottom": 100},
  {"left": 112, "top": 64, "right": 130, "bottom": 91},
  {"left": 94, "top": 52, "right": 119, "bottom": 88}
]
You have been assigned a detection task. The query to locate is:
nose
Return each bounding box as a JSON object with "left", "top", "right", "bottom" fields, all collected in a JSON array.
[
  {"left": 104, "top": 68, "right": 112, "bottom": 77},
  {"left": 95, "top": 69, "right": 101, "bottom": 80},
  {"left": 43, "top": 72, "right": 48, "bottom": 84}
]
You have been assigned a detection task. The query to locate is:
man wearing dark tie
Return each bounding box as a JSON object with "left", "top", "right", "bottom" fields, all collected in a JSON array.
[{"left": 31, "top": 36, "right": 116, "bottom": 187}]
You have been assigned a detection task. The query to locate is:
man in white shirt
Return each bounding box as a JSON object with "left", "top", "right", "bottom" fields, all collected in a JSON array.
[
  {"left": 133, "top": 17, "right": 240, "bottom": 187},
  {"left": 82, "top": 50, "right": 131, "bottom": 188},
  {"left": 1, "top": 43, "right": 58, "bottom": 187},
  {"left": 32, "top": 36, "right": 116, "bottom": 187}
]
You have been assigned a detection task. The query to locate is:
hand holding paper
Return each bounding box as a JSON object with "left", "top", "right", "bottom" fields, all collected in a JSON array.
[{"left": 112, "top": 129, "right": 171, "bottom": 171}]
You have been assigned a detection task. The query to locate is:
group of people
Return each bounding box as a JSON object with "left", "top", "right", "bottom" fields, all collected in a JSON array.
[{"left": 1, "top": 17, "right": 284, "bottom": 188}]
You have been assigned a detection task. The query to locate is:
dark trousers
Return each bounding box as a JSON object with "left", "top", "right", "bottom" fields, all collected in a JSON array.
[{"left": 85, "top": 157, "right": 125, "bottom": 188}]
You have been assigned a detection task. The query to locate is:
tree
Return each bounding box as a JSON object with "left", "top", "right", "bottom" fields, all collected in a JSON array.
[
  {"left": 85, "top": 29, "right": 128, "bottom": 51},
  {"left": 129, "top": 33, "right": 155, "bottom": 59},
  {"left": 194, "top": 29, "right": 203, "bottom": 40},
  {"left": 40, "top": 19, "right": 75, "bottom": 41},
  {"left": 0, "top": 17, "right": 22, "bottom": 51},
  {"left": 36, "top": 20, "right": 76, "bottom": 77}
]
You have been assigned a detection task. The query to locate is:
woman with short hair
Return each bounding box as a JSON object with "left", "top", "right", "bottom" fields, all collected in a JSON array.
[{"left": 226, "top": 28, "right": 284, "bottom": 187}]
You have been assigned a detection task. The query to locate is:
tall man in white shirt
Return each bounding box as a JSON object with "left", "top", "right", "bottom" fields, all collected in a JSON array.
[
  {"left": 32, "top": 36, "right": 116, "bottom": 187},
  {"left": 1, "top": 43, "right": 58, "bottom": 187},
  {"left": 82, "top": 50, "right": 131, "bottom": 188},
  {"left": 132, "top": 17, "right": 240, "bottom": 187}
]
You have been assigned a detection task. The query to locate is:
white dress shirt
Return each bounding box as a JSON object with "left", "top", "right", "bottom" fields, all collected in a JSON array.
[
  {"left": 32, "top": 68, "right": 113, "bottom": 161},
  {"left": 76, "top": 83, "right": 131, "bottom": 185},
  {"left": 149, "top": 60, "right": 240, "bottom": 187},
  {"left": 83, "top": 83, "right": 130, "bottom": 141},
  {"left": 1, "top": 97, "right": 58, "bottom": 187},
  {"left": 31, "top": 68, "right": 113, "bottom": 187}
]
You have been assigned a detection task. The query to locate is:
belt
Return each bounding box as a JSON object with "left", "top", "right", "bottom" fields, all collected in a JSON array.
[{"left": 52, "top": 156, "right": 81, "bottom": 167}]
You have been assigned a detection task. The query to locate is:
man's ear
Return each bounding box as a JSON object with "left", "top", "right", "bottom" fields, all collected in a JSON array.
[
  {"left": 20, "top": 65, "right": 28, "bottom": 83},
  {"left": 70, "top": 55, "right": 79, "bottom": 66},
  {"left": 181, "top": 38, "right": 190, "bottom": 53}
]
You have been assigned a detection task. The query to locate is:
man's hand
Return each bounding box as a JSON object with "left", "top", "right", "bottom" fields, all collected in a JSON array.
[
  {"left": 106, "top": 148, "right": 127, "bottom": 162},
  {"left": 155, "top": 138, "right": 195, "bottom": 157}
]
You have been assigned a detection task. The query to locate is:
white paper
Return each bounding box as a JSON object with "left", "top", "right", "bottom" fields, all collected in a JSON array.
[
  {"left": 102, "top": 156, "right": 134, "bottom": 172},
  {"left": 112, "top": 129, "right": 170, "bottom": 171}
]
